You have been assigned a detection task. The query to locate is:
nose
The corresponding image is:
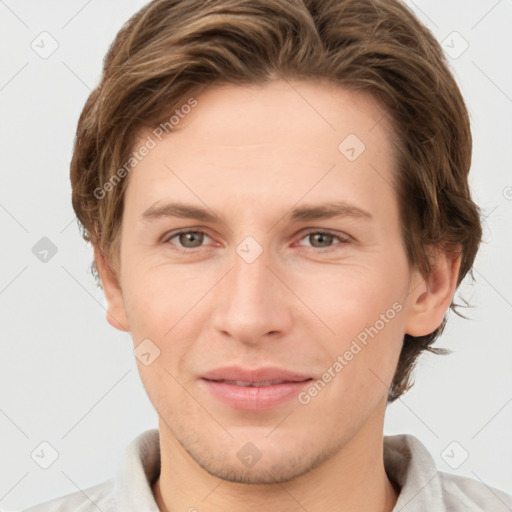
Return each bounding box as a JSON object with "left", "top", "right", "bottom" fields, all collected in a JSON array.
[{"left": 212, "top": 246, "right": 293, "bottom": 346}]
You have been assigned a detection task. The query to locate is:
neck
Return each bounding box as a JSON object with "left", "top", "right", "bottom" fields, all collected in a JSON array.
[{"left": 152, "top": 403, "right": 399, "bottom": 512}]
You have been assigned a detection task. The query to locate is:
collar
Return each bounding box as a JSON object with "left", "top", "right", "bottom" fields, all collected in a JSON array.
[{"left": 114, "top": 429, "right": 445, "bottom": 512}]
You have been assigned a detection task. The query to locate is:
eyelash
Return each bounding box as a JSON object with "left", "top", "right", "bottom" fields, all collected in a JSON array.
[{"left": 162, "top": 229, "right": 351, "bottom": 254}]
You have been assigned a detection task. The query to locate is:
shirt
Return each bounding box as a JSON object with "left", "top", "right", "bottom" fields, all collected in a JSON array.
[{"left": 22, "top": 429, "right": 512, "bottom": 512}]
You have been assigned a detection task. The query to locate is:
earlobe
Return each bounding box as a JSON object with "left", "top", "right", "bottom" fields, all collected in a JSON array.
[
  {"left": 93, "top": 246, "right": 130, "bottom": 332},
  {"left": 404, "top": 245, "right": 462, "bottom": 337}
]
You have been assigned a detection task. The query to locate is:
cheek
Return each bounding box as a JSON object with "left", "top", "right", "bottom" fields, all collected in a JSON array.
[
  {"left": 121, "top": 265, "right": 205, "bottom": 404},
  {"left": 292, "top": 262, "right": 405, "bottom": 333},
  {"left": 121, "top": 259, "right": 205, "bottom": 336},
  {"left": 303, "top": 319, "right": 403, "bottom": 425},
  {"left": 294, "top": 263, "right": 406, "bottom": 393}
]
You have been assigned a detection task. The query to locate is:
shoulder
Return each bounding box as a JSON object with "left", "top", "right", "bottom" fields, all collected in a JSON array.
[
  {"left": 21, "top": 428, "right": 161, "bottom": 512},
  {"left": 22, "top": 479, "right": 116, "bottom": 512},
  {"left": 437, "top": 470, "right": 512, "bottom": 511},
  {"left": 384, "top": 433, "right": 512, "bottom": 511}
]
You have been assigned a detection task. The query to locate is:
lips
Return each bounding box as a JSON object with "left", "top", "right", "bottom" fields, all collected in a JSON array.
[
  {"left": 200, "top": 366, "right": 312, "bottom": 384},
  {"left": 199, "top": 366, "right": 313, "bottom": 410},
  {"left": 213, "top": 380, "right": 290, "bottom": 387}
]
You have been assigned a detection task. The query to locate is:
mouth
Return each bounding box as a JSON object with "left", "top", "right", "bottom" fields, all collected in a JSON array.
[
  {"left": 200, "top": 375, "right": 313, "bottom": 410},
  {"left": 200, "top": 365, "right": 313, "bottom": 383},
  {"left": 203, "top": 378, "right": 312, "bottom": 387}
]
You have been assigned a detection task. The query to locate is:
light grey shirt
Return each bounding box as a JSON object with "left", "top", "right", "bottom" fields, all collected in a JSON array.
[{"left": 22, "top": 429, "right": 512, "bottom": 511}]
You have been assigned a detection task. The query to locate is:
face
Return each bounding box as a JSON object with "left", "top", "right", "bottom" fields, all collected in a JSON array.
[{"left": 100, "top": 79, "right": 448, "bottom": 484}]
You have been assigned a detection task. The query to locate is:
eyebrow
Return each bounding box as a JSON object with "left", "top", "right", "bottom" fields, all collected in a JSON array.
[{"left": 140, "top": 200, "right": 373, "bottom": 224}]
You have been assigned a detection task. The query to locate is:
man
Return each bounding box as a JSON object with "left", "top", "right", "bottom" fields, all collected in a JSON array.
[{"left": 24, "top": 0, "right": 512, "bottom": 510}]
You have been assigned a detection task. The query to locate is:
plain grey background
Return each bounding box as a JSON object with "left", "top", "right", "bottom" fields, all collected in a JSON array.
[{"left": 1, "top": 0, "right": 511, "bottom": 510}]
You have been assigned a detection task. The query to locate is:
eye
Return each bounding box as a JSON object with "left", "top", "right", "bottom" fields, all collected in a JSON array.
[
  {"left": 164, "top": 229, "right": 212, "bottom": 251},
  {"left": 162, "top": 228, "right": 351, "bottom": 253},
  {"left": 297, "top": 230, "right": 350, "bottom": 250}
]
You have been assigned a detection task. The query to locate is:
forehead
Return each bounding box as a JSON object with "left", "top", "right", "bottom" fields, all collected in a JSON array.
[
  {"left": 155, "top": 79, "right": 391, "bottom": 148},
  {"left": 125, "top": 80, "right": 397, "bottom": 217}
]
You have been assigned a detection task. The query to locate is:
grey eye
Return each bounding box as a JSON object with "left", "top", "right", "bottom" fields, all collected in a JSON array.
[
  {"left": 306, "top": 232, "right": 336, "bottom": 248},
  {"left": 167, "top": 231, "right": 207, "bottom": 248}
]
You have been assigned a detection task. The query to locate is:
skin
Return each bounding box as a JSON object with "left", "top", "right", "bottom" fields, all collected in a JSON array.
[{"left": 95, "top": 79, "right": 461, "bottom": 512}]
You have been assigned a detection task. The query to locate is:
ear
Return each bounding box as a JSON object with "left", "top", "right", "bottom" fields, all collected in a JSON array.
[
  {"left": 404, "top": 245, "right": 462, "bottom": 337},
  {"left": 93, "top": 246, "right": 130, "bottom": 332}
]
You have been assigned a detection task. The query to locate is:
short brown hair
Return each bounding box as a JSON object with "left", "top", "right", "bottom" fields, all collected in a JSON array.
[{"left": 70, "top": 0, "right": 482, "bottom": 402}]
